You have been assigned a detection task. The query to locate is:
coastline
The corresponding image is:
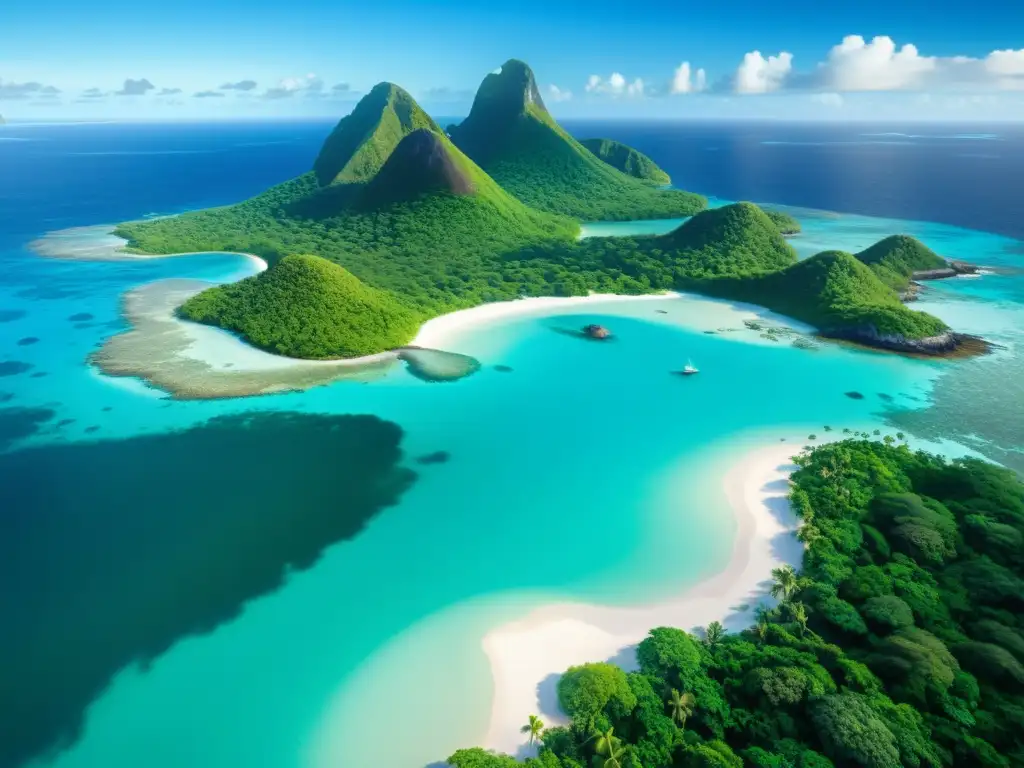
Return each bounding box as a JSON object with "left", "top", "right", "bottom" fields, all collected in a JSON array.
[{"left": 480, "top": 441, "right": 803, "bottom": 758}]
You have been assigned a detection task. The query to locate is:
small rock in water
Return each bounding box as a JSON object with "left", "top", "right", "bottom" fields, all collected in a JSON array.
[
  {"left": 494, "top": 365, "right": 514, "bottom": 373},
  {"left": 582, "top": 324, "right": 612, "bottom": 340},
  {"left": 655, "top": 309, "right": 668, "bottom": 314},
  {"left": 415, "top": 450, "right": 451, "bottom": 465},
  {"left": 845, "top": 391, "right": 865, "bottom": 400},
  {"left": 17, "top": 337, "right": 40, "bottom": 346}
]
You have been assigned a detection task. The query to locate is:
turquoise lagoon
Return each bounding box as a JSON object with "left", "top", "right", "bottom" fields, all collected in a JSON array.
[{"left": 1, "top": 204, "right": 1022, "bottom": 768}]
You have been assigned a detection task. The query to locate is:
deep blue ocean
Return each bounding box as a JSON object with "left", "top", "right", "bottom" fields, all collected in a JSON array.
[
  {"left": 1, "top": 118, "right": 1023, "bottom": 768},
  {"left": 5, "top": 119, "right": 1024, "bottom": 242}
]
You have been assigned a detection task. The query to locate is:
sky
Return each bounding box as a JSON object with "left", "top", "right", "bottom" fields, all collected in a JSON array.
[{"left": 2, "top": 0, "right": 1024, "bottom": 122}]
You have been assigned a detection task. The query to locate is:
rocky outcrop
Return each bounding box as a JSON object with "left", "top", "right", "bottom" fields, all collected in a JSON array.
[
  {"left": 582, "top": 324, "right": 611, "bottom": 339},
  {"left": 823, "top": 325, "right": 987, "bottom": 356},
  {"left": 911, "top": 261, "right": 979, "bottom": 281}
]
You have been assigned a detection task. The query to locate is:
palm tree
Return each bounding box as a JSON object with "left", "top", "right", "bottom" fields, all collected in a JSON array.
[
  {"left": 896, "top": 432, "right": 906, "bottom": 441},
  {"left": 797, "top": 524, "right": 821, "bottom": 546},
  {"left": 753, "top": 603, "right": 772, "bottom": 642},
  {"left": 591, "top": 727, "right": 621, "bottom": 759},
  {"left": 520, "top": 714, "right": 544, "bottom": 746},
  {"left": 667, "top": 689, "right": 696, "bottom": 727},
  {"left": 704, "top": 620, "right": 725, "bottom": 648},
  {"left": 788, "top": 601, "right": 809, "bottom": 636},
  {"left": 595, "top": 743, "right": 631, "bottom": 768},
  {"left": 883, "top": 435, "right": 895, "bottom": 446},
  {"left": 770, "top": 564, "right": 799, "bottom": 602}
]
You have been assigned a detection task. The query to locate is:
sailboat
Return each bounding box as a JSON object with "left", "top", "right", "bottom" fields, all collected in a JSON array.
[{"left": 681, "top": 359, "right": 699, "bottom": 376}]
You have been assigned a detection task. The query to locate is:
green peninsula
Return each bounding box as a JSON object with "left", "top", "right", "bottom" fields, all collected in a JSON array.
[
  {"left": 114, "top": 59, "right": 967, "bottom": 360},
  {"left": 856, "top": 234, "right": 948, "bottom": 290},
  {"left": 763, "top": 209, "right": 802, "bottom": 235},
  {"left": 579, "top": 138, "right": 671, "bottom": 184},
  {"left": 450, "top": 438, "right": 1024, "bottom": 768}
]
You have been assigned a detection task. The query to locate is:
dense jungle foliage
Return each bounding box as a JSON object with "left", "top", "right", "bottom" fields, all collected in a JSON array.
[{"left": 448, "top": 438, "right": 1024, "bottom": 768}]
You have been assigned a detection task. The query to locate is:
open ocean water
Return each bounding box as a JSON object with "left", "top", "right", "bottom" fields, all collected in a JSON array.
[{"left": 0, "top": 119, "right": 1022, "bottom": 768}]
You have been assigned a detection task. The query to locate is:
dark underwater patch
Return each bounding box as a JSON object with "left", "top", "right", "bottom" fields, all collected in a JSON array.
[
  {"left": 0, "top": 393, "right": 13, "bottom": 403},
  {"left": 0, "top": 410, "right": 416, "bottom": 768},
  {"left": 0, "top": 310, "right": 27, "bottom": 323},
  {"left": 494, "top": 365, "right": 514, "bottom": 373},
  {"left": 845, "top": 391, "right": 865, "bottom": 400},
  {"left": 416, "top": 450, "right": 450, "bottom": 465},
  {"left": 67, "top": 313, "right": 94, "bottom": 322},
  {"left": 17, "top": 337, "right": 40, "bottom": 346},
  {"left": 0, "top": 407, "right": 55, "bottom": 451},
  {"left": 0, "top": 361, "right": 33, "bottom": 377},
  {"left": 29, "top": 372, "right": 48, "bottom": 379}
]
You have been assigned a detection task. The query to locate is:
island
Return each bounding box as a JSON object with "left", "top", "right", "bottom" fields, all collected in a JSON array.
[
  {"left": 0, "top": 115, "right": 6, "bottom": 126},
  {"left": 111, "top": 58, "right": 976, "bottom": 361},
  {"left": 579, "top": 138, "right": 671, "bottom": 184},
  {"left": 763, "top": 209, "right": 802, "bottom": 235},
  {"left": 447, "top": 437, "right": 1024, "bottom": 768}
]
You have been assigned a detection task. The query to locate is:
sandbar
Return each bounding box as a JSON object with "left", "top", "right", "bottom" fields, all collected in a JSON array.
[{"left": 481, "top": 442, "right": 803, "bottom": 757}]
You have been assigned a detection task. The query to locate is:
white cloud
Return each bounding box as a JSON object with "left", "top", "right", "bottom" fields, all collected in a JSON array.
[
  {"left": 734, "top": 51, "right": 793, "bottom": 93},
  {"left": 264, "top": 73, "right": 322, "bottom": 100},
  {"left": 811, "top": 92, "right": 844, "bottom": 107},
  {"left": 742, "top": 37, "right": 1024, "bottom": 94},
  {"left": 817, "top": 35, "right": 936, "bottom": 91},
  {"left": 985, "top": 49, "right": 1024, "bottom": 76},
  {"left": 115, "top": 78, "right": 155, "bottom": 96},
  {"left": 670, "top": 62, "right": 706, "bottom": 94},
  {"left": 220, "top": 80, "right": 257, "bottom": 92},
  {"left": 546, "top": 84, "right": 572, "bottom": 102},
  {"left": 585, "top": 72, "right": 645, "bottom": 98}
]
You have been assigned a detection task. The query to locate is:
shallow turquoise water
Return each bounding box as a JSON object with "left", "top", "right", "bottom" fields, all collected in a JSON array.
[{"left": 2, "top": 202, "right": 1022, "bottom": 767}]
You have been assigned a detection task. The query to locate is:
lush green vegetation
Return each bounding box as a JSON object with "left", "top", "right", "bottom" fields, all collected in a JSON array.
[
  {"left": 580, "top": 138, "right": 672, "bottom": 184},
  {"left": 448, "top": 60, "right": 706, "bottom": 221},
  {"left": 855, "top": 236, "right": 948, "bottom": 290},
  {"left": 764, "top": 210, "right": 802, "bottom": 235},
  {"left": 179, "top": 255, "right": 423, "bottom": 358},
  {"left": 692, "top": 250, "right": 949, "bottom": 340},
  {"left": 448, "top": 439, "right": 1024, "bottom": 768},
  {"left": 115, "top": 65, "right": 952, "bottom": 357},
  {"left": 312, "top": 82, "right": 439, "bottom": 186}
]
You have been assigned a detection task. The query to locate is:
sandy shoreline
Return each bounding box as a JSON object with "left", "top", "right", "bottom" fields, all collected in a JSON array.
[{"left": 481, "top": 442, "right": 804, "bottom": 758}]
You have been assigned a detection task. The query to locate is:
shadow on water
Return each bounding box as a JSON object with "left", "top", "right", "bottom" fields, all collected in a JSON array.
[{"left": 0, "top": 410, "right": 418, "bottom": 768}]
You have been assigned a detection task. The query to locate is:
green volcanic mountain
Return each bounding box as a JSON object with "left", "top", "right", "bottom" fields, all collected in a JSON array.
[
  {"left": 658, "top": 202, "right": 798, "bottom": 277},
  {"left": 579, "top": 138, "right": 671, "bottom": 184},
  {"left": 855, "top": 234, "right": 947, "bottom": 289},
  {"left": 448, "top": 59, "right": 706, "bottom": 221},
  {"left": 359, "top": 129, "right": 478, "bottom": 208},
  {"left": 693, "top": 248, "right": 949, "bottom": 345},
  {"left": 312, "top": 82, "right": 439, "bottom": 186},
  {"left": 180, "top": 255, "right": 421, "bottom": 358}
]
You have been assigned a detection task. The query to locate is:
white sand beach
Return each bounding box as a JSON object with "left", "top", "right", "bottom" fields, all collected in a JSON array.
[
  {"left": 413, "top": 291, "right": 814, "bottom": 352},
  {"left": 481, "top": 442, "right": 804, "bottom": 758}
]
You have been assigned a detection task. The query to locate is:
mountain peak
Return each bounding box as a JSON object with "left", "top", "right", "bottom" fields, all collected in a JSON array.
[
  {"left": 312, "top": 83, "right": 440, "bottom": 187},
  {"left": 468, "top": 58, "right": 548, "bottom": 121},
  {"left": 360, "top": 129, "right": 476, "bottom": 208}
]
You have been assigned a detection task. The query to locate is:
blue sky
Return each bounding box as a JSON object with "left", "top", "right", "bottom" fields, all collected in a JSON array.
[{"left": 2, "top": 0, "right": 1024, "bottom": 121}]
